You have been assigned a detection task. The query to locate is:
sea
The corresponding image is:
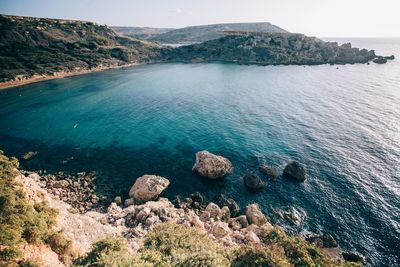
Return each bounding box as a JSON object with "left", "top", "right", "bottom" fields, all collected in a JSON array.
[{"left": 0, "top": 38, "right": 399, "bottom": 265}]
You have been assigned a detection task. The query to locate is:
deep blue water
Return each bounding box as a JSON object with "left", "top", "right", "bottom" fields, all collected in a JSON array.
[{"left": 1, "top": 38, "right": 399, "bottom": 265}]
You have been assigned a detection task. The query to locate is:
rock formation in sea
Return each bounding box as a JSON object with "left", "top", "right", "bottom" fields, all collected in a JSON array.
[
  {"left": 192, "top": 150, "right": 233, "bottom": 178},
  {"left": 243, "top": 173, "right": 266, "bottom": 189},
  {"left": 283, "top": 160, "right": 307, "bottom": 181}
]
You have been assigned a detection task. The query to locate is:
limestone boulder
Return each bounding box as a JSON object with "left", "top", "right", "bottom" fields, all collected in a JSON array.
[
  {"left": 192, "top": 151, "right": 233, "bottom": 179},
  {"left": 129, "top": 175, "right": 170, "bottom": 203},
  {"left": 246, "top": 204, "right": 267, "bottom": 226}
]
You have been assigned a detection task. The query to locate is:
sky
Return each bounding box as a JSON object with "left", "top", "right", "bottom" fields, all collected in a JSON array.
[{"left": 1, "top": 0, "right": 400, "bottom": 37}]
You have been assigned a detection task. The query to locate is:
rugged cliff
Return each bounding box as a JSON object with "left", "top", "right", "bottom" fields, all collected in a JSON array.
[{"left": 167, "top": 32, "right": 377, "bottom": 65}]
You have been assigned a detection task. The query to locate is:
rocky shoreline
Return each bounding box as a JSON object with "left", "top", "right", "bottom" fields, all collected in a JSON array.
[{"left": 17, "top": 150, "right": 366, "bottom": 266}]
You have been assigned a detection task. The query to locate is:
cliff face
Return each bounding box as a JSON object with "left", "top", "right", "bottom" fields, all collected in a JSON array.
[
  {"left": 0, "top": 15, "right": 169, "bottom": 82},
  {"left": 168, "top": 32, "right": 376, "bottom": 65}
]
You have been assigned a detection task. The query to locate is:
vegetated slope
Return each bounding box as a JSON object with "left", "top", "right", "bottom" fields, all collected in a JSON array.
[
  {"left": 167, "top": 32, "right": 377, "bottom": 65},
  {"left": 0, "top": 14, "right": 169, "bottom": 82},
  {"left": 112, "top": 26, "right": 174, "bottom": 39},
  {"left": 150, "top": 22, "right": 288, "bottom": 43}
]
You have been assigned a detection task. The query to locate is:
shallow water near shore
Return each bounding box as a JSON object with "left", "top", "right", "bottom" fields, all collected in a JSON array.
[{"left": 1, "top": 38, "right": 400, "bottom": 265}]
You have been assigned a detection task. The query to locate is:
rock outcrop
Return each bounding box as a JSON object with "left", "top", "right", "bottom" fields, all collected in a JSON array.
[
  {"left": 246, "top": 204, "right": 268, "bottom": 226},
  {"left": 168, "top": 32, "right": 383, "bottom": 66},
  {"left": 283, "top": 161, "right": 307, "bottom": 181},
  {"left": 192, "top": 151, "right": 233, "bottom": 179},
  {"left": 243, "top": 173, "right": 265, "bottom": 189},
  {"left": 129, "top": 175, "right": 170, "bottom": 203},
  {"left": 373, "top": 57, "right": 387, "bottom": 64}
]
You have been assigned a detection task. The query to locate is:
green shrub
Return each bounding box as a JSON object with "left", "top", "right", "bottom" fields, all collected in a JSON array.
[
  {"left": 230, "top": 246, "right": 290, "bottom": 267},
  {"left": 73, "top": 237, "right": 132, "bottom": 267},
  {"left": 0, "top": 247, "right": 21, "bottom": 261},
  {"left": 0, "top": 150, "right": 71, "bottom": 265},
  {"left": 137, "top": 222, "right": 230, "bottom": 266},
  {"left": 17, "top": 258, "right": 41, "bottom": 267},
  {"left": 45, "top": 231, "right": 76, "bottom": 263},
  {"left": 260, "top": 228, "right": 337, "bottom": 266}
]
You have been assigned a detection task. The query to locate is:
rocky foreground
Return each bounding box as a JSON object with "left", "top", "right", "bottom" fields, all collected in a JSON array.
[{"left": 0, "top": 150, "right": 366, "bottom": 266}]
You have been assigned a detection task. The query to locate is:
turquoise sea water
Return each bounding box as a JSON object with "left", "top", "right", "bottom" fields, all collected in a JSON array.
[{"left": 1, "top": 38, "right": 399, "bottom": 265}]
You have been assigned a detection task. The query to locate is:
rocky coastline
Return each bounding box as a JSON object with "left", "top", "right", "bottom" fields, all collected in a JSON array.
[
  {"left": 0, "top": 14, "right": 396, "bottom": 90},
  {"left": 9, "top": 150, "right": 366, "bottom": 266}
]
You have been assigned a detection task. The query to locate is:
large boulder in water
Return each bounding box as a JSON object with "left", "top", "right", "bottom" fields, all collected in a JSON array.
[
  {"left": 129, "top": 175, "right": 170, "bottom": 203},
  {"left": 283, "top": 161, "right": 306, "bottom": 182},
  {"left": 243, "top": 173, "right": 265, "bottom": 189},
  {"left": 192, "top": 151, "right": 233, "bottom": 179}
]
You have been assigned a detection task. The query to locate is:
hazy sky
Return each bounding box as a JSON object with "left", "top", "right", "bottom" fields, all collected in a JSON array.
[{"left": 1, "top": 0, "right": 400, "bottom": 37}]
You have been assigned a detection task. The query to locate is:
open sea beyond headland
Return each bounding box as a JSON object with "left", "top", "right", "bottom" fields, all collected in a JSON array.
[{"left": 0, "top": 38, "right": 399, "bottom": 265}]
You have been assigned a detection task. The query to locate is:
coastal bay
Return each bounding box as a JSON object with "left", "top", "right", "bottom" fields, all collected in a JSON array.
[{"left": 1, "top": 38, "right": 399, "bottom": 264}]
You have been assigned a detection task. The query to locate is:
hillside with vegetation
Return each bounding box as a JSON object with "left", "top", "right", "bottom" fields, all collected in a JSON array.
[
  {"left": 149, "top": 22, "right": 288, "bottom": 44},
  {"left": 0, "top": 15, "right": 391, "bottom": 88},
  {"left": 0, "top": 14, "right": 170, "bottom": 83}
]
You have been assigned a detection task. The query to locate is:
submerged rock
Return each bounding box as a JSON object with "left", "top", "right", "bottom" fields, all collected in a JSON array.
[
  {"left": 243, "top": 173, "right": 265, "bottom": 189},
  {"left": 129, "top": 175, "right": 170, "bottom": 203},
  {"left": 283, "top": 161, "right": 306, "bottom": 181},
  {"left": 259, "top": 164, "right": 279, "bottom": 180},
  {"left": 22, "top": 151, "right": 39, "bottom": 160},
  {"left": 246, "top": 204, "right": 267, "bottom": 226},
  {"left": 192, "top": 151, "right": 233, "bottom": 179}
]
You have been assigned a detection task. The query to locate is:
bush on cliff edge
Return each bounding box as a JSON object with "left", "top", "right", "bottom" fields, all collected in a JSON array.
[{"left": 0, "top": 150, "right": 71, "bottom": 265}]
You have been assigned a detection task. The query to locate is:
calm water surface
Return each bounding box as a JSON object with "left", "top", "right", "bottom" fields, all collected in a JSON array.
[{"left": 1, "top": 38, "right": 399, "bottom": 265}]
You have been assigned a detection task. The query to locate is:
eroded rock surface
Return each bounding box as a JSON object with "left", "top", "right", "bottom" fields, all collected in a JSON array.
[
  {"left": 129, "top": 175, "right": 170, "bottom": 203},
  {"left": 192, "top": 151, "right": 233, "bottom": 179}
]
